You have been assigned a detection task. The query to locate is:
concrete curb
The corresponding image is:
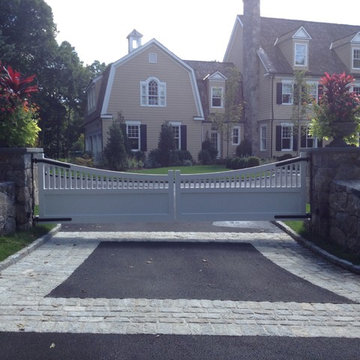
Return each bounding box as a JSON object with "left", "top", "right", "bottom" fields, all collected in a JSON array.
[
  {"left": 274, "top": 221, "right": 360, "bottom": 275},
  {"left": 0, "top": 224, "right": 61, "bottom": 271}
]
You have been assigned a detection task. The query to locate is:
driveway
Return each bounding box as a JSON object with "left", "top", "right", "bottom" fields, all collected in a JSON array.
[{"left": 0, "top": 221, "right": 359, "bottom": 359}]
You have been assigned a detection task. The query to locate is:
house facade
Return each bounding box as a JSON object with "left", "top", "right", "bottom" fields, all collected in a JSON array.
[
  {"left": 84, "top": 30, "right": 243, "bottom": 163},
  {"left": 224, "top": 1, "right": 360, "bottom": 158}
]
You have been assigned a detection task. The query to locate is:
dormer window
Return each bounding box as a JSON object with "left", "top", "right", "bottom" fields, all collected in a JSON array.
[
  {"left": 352, "top": 48, "right": 360, "bottom": 69},
  {"left": 211, "top": 87, "right": 224, "bottom": 108},
  {"left": 294, "top": 43, "right": 308, "bottom": 67}
]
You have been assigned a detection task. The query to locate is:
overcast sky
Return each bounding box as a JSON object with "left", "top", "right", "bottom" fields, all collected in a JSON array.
[{"left": 45, "top": 0, "right": 360, "bottom": 66}]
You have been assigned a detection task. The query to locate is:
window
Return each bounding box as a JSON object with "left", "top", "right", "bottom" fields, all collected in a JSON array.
[
  {"left": 353, "top": 48, "right": 360, "bottom": 69},
  {"left": 149, "top": 53, "right": 157, "bottom": 64},
  {"left": 260, "top": 125, "right": 267, "bottom": 151},
  {"left": 352, "top": 84, "right": 360, "bottom": 95},
  {"left": 307, "top": 81, "right": 318, "bottom": 104},
  {"left": 171, "top": 123, "right": 181, "bottom": 150},
  {"left": 281, "top": 124, "right": 293, "bottom": 151},
  {"left": 140, "top": 77, "right": 166, "bottom": 107},
  {"left": 294, "top": 43, "right": 307, "bottom": 66},
  {"left": 232, "top": 126, "right": 240, "bottom": 145},
  {"left": 282, "top": 81, "right": 293, "bottom": 104},
  {"left": 126, "top": 123, "right": 140, "bottom": 151},
  {"left": 211, "top": 87, "right": 223, "bottom": 108},
  {"left": 300, "top": 125, "right": 316, "bottom": 148}
]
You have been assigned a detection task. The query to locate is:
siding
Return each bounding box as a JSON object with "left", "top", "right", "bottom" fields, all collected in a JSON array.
[
  {"left": 224, "top": 21, "right": 243, "bottom": 72},
  {"left": 105, "top": 43, "right": 203, "bottom": 160}
]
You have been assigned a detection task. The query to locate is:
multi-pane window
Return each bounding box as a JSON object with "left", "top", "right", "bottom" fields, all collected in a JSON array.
[
  {"left": 281, "top": 124, "right": 293, "bottom": 151},
  {"left": 232, "top": 126, "right": 240, "bottom": 145},
  {"left": 127, "top": 124, "right": 140, "bottom": 151},
  {"left": 307, "top": 81, "right": 318, "bottom": 103},
  {"left": 260, "top": 125, "right": 267, "bottom": 151},
  {"left": 211, "top": 87, "right": 223, "bottom": 107},
  {"left": 171, "top": 125, "right": 181, "bottom": 150},
  {"left": 353, "top": 48, "right": 360, "bottom": 69},
  {"left": 352, "top": 85, "right": 360, "bottom": 96},
  {"left": 294, "top": 43, "right": 307, "bottom": 66},
  {"left": 282, "top": 81, "right": 293, "bottom": 104},
  {"left": 300, "top": 125, "right": 315, "bottom": 148},
  {"left": 140, "top": 78, "right": 166, "bottom": 107}
]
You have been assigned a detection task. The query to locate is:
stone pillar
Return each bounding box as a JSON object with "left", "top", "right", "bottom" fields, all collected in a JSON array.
[
  {"left": 0, "top": 182, "right": 16, "bottom": 235},
  {"left": 309, "top": 147, "right": 360, "bottom": 241},
  {"left": 0, "top": 148, "right": 43, "bottom": 230}
]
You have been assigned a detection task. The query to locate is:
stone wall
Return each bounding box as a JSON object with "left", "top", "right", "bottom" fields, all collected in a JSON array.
[
  {"left": 309, "top": 147, "right": 360, "bottom": 254},
  {"left": 329, "top": 180, "right": 360, "bottom": 255},
  {"left": 0, "top": 182, "right": 16, "bottom": 235},
  {"left": 0, "top": 148, "right": 43, "bottom": 231}
]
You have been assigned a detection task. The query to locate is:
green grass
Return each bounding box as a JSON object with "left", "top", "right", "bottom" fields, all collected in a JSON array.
[
  {"left": 0, "top": 224, "right": 55, "bottom": 262},
  {"left": 131, "top": 164, "right": 229, "bottom": 175}
]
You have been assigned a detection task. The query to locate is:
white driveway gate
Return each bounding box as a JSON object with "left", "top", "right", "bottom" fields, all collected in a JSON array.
[{"left": 34, "top": 154, "right": 309, "bottom": 223}]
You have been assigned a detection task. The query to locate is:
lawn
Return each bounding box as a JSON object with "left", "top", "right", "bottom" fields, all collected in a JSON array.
[
  {"left": 0, "top": 224, "right": 55, "bottom": 262},
  {"left": 131, "top": 164, "right": 228, "bottom": 175}
]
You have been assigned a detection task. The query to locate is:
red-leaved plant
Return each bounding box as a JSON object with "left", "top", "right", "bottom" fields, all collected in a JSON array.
[{"left": 311, "top": 72, "right": 360, "bottom": 146}]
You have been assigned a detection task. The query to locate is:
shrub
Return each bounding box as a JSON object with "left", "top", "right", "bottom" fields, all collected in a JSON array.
[
  {"left": 277, "top": 154, "right": 293, "bottom": 161},
  {"left": 103, "top": 121, "right": 128, "bottom": 171},
  {"left": 157, "top": 123, "right": 176, "bottom": 167},
  {"left": 198, "top": 138, "right": 217, "bottom": 165},
  {"left": 246, "top": 156, "right": 260, "bottom": 168},
  {"left": 226, "top": 156, "right": 260, "bottom": 169},
  {"left": 236, "top": 139, "right": 252, "bottom": 157}
]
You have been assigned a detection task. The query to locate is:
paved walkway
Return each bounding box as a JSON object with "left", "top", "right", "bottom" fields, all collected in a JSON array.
[{"left": 0, "top": 224, "right": 359, "bottom": 338}]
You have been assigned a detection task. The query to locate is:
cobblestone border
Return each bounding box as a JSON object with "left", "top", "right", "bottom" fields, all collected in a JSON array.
[
  {"left": 274, "top": 221, "right": 360, "bottom": 275},
  {"left": 0, "top": 224, "right": 61, "bottom": 271}
]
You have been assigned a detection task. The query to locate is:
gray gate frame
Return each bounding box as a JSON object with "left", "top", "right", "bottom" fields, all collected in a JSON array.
[{"left": 33, "top": 153, "right": 309, "bottom": 223}]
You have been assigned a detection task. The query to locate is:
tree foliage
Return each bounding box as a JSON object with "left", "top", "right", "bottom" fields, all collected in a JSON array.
[
  {"left": 0, "top": 63, "right": 40, "bottom": 147},
  {"left": 0, "top": 0, "right": 106, "bottom": 157},
  {"left": 103, "top": 121, "right": 128, "bottom": 171},
  {"left": 310, "top": 72, "right": 360, "bottom": 143}
]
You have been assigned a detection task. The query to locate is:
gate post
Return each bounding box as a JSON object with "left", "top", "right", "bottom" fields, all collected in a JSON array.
[{"left": 0, "top": 147, "right": 44, "bottom": 230}]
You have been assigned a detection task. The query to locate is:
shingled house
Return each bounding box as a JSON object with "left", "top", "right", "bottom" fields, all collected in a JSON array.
[
  {"left": 224, "top": 0, "right": 360, "bottom": 157},
  {"left": 84, "top": 30, "right": 242, "bottom": 163}
]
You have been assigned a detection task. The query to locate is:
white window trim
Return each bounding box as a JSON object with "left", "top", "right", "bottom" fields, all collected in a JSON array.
[
  {"left": 294, "top": 42, "right": 308, "bottom": 67},
  {"left": 351, "top": 83, "right": 360, "bottom": 94},
  {"left": 211, "top": 87, "right": 224, "bottom": 108},
  {"left": 140, "top": 77, "right": 166, "bottom": 107},
  {"left": 260, "top": 124, "right": 267, "bottom": 151},
  {"left": 352, "top": 47, "right": 360, "bottom": 70},
  {"left": 126, "top": 121, "right": 141, "bottom": 152},
  {"left": 282, "top": 80, "right": 294, "bottom": 105},
  {"left": 281, "top": 123, "right": 293, "bottom": 151},
  {"left": 211, "top": 130, "right": 221, "bottom": 158},
  {"left": 232, "top": 126, "right": 241, "bottom": 146}
]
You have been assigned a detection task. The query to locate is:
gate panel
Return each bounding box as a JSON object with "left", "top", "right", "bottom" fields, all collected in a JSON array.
[
  {"left": 175, "top": 155, "right": 308, "bottom": 221},
  {"left": 35, "top": 156, "right": 175, "bottom": 223}
]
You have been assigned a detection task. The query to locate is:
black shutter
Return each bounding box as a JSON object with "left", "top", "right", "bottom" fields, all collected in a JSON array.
[
  {"left": 276, "top": 126, "right": 282, "bottom": 151},
  {"left": 300, "top": 126, "right": 306, "bottom": 148},
  {"left": 181, "top": 125, "right": 187, "bottom": 151},
  {"left": 293, "top": 133, "right": 298, "bottom": 151},
  {"left": 317, "top": 138, "right": 323, "bottom": 148},
  {"left": 276, "top": 83, "right": 282, "bottom": 104},
  {"left": 140, "top": 124, "right": 147, "bottom": 151}
]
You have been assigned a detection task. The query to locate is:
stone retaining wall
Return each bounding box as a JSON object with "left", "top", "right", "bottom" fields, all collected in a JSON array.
[
  {"left": 309, "top": 148, "right": 360, "bottom": 255},
  {"left": 0, "top": 148, "right": 43, "bottom": 231},
  {"left": 0, "top": 182, "right": 16, "bottom": 235},
  {"left": 329, "top": 180, "right": 360, "bottom": 255}
]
